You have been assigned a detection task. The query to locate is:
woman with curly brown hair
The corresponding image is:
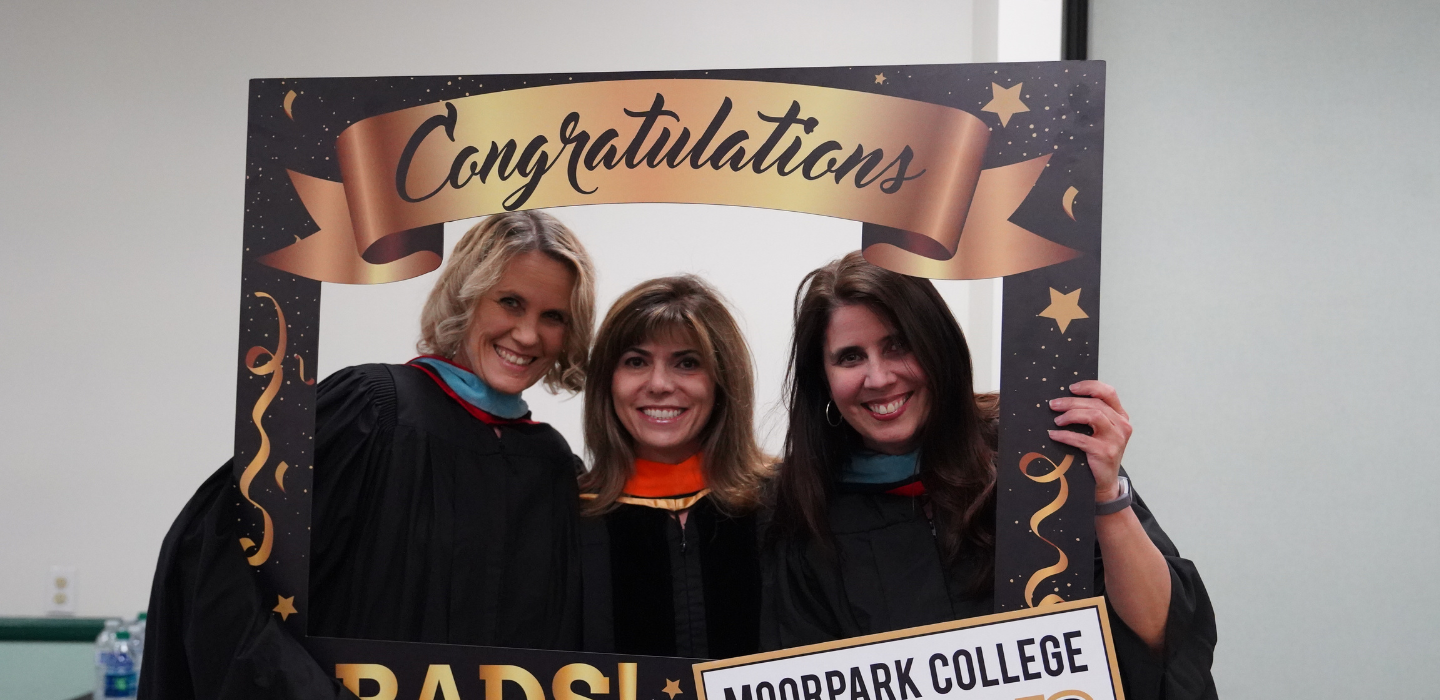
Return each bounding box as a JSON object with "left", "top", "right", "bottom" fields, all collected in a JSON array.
[{"left": 579, "top": 275, "right": 771, "bottom": 659}]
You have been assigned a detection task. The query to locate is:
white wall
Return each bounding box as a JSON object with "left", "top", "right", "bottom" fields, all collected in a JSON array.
[
  {"left": 997, "top": 0, "right": 1062, "bottom": 62},
  {"left": 1090, "top": 1, "right": 1440, "bottom": 696},
  {"left": 0, "top": 0, "right": 996, "bottom": 619}
]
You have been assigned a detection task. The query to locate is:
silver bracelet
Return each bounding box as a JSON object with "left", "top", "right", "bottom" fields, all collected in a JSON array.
[{"left": 1095, "top": 475, "right": 1132, "bottom": 516}]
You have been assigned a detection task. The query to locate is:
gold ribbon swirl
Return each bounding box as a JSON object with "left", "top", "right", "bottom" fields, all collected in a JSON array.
[
  {"left": 294, "top": 353, "right": 315, "bottom": 385},
  {"left": 1018, "top": 451, "right": 1074, "bottom": 608},
  {"left": 238, "top": 292, "right": 286, "bottom": 566}
]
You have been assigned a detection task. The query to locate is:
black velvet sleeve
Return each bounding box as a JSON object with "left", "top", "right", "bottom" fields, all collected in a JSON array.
[
  {"left": 1095, "top": 474, "right": 1219, "bottom": 700},
  {"left": 137, "top": 462, "right": 348, "bottom": 700},
  {"left": 759, "top": 537, "right": 851, "bottom": 650},
  {"left": 137, "top": 366, "right": 397, "bottom": 699}
]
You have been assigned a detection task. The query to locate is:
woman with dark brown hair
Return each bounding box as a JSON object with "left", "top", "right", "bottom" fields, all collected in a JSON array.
[
  {"left": 579, "top": 275, "right": 770, "bottom": 658},
  {"left": 764, "top": 252, "right": 1216, "bottom": 699}
]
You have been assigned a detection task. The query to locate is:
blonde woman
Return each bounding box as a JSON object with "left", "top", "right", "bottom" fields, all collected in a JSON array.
[
  {"left": 141, "top": 212, "right": 595, "bottom": 697},
  {"left": 578, "top": 275, "right": 770, "bottom": 658}
]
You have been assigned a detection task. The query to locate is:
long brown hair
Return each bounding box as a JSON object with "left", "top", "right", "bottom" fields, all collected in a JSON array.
[
  {"left": 771, "top": 252, "right": 997, "bottom": 588},
  {"left": 581, "top": 275, "right": 770, "bottom": 516}
]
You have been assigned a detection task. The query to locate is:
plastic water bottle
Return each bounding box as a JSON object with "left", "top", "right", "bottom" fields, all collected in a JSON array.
[
  {"left": 94, "top": 619, "right": 121, "bottom": 700},
  {"left": 102, "top": 629, "right": 139, "bottom": 698},
  {"left": 126, "top": 612, "right": 146, "bottom": 671}
]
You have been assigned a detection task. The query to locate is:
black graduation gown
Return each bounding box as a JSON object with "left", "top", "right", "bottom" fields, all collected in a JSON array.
[
  {"left": 581, "top": 496, "right": 762, "bottom": 659},
  {"left": 139, "top": 363, "right": 584, "bottom": 699},
  {"left": 761, "top": 476, "right": 1217, "bottom": 700}
]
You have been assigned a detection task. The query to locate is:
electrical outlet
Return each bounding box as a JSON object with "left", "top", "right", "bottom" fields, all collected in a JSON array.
[{"left": 47, "top": 566, "right": 76, "bottom": 616}]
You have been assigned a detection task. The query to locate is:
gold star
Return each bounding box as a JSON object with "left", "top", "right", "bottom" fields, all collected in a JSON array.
[
  {"left": 662, "top": 680, "right": 683, "bottom": 699},
  {"left": 1037, "top": 288, "right": 1089, "bottom": 333},
  {"left": 273, "top": 595, "right": 298, "bottom": 621},
  {"left": 874, "top": 73, "right": 887, "bottom": 85},
  {"left": 981, "top": 82, "right": 1029, "bottom": 127}
]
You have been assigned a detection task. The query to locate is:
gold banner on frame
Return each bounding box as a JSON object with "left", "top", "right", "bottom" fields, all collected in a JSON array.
[{"left": 259, "top": 79, "right": 1079, "bottom": 283}]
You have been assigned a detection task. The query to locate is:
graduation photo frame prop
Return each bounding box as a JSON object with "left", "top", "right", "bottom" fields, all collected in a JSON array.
[{"left": 232, "top": 62, "right": 1107, "bottom": 694}]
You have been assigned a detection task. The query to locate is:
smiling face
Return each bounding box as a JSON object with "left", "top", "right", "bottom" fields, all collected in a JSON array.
[
  {"left": 611, "top": 328, "right": 717, "bottom": 464},
  {"left": 823, "top": 303, "right": 931, "bottom": 455},
  {"left": 458, "top": 250, "right": 576, "bottom": 395}
]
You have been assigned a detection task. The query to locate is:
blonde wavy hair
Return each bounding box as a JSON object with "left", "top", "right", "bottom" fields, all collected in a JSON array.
[
  {"left": 417, "top": 211, "right": 595, "bottom": 393},
  {"left": 581, "top": 275, "right": 771, "bottom": 515}
]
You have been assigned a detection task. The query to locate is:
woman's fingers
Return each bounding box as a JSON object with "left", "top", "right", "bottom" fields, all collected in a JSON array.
[
  {"left": 1051, "top": 421, "right": 1124, "bottom": 463},
  {"left": 1048, "top": 397, "right": 1114, "bottom": 418},
  {"left": 1047, "top": 429, "right": 1121, "bottom": 493},
  {"left": 1051, "top": 381, "right": 1133, "bottom": 503},
  {"left": 1051, "top": 406, "right": 1126, "bottom": 470},
  {"left": 1046, "top": 428, "right": 1120, "bottom": 468},
  {"left": 1068, "top": 380, "right": 1129, "bottom": 420},
  {"left": 1048, "top": 427, "right": 1125, "bottom": 501},
  {"left": 1050, "top": 395, "right": 1132, "bottom": 441},
  {"left": 1052, "top": 406, "right": 1114, "bottom": 434},
  {"left": 1046, "top": 427, "right": 1098, "bottom": 452}
]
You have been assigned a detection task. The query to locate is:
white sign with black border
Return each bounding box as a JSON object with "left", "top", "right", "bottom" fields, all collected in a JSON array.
[{"left": 694, "top": 598, "right": 1123, "bottom": 700}]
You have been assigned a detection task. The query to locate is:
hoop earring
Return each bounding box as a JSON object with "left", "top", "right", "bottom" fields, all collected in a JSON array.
[{"left": 825, "top": 400, "right": 843, "bottom": 427}]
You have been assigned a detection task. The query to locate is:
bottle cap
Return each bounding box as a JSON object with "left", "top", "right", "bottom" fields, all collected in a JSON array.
[{"left": 116, "top": 630, "right": 130, "bottom": 640}]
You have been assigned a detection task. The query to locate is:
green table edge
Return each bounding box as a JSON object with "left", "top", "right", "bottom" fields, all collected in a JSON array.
[{"left": 0, "top": 617, "right": 108, "bottom": 642}]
